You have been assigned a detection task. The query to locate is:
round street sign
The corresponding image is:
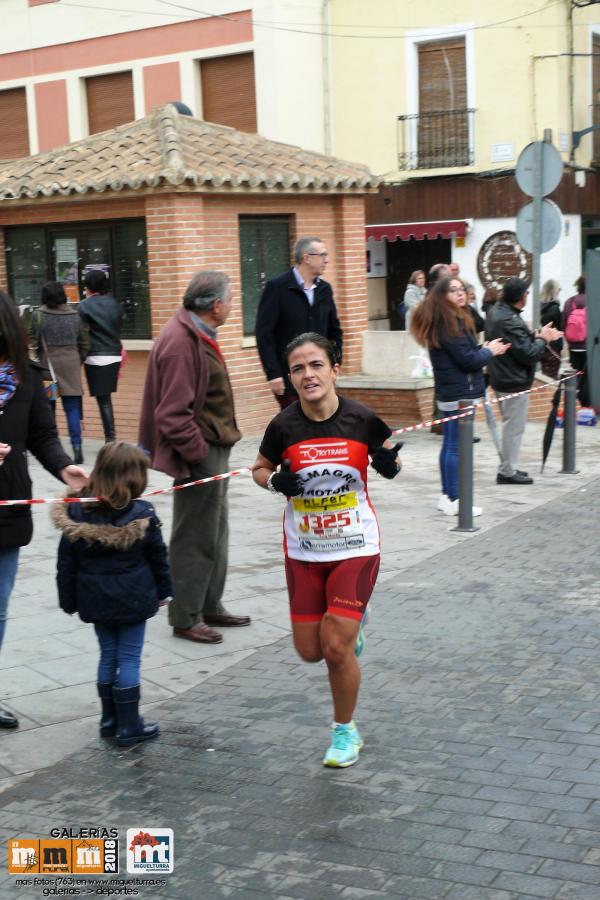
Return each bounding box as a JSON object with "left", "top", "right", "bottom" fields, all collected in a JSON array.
[
  {"left": 515, "top": 141, "right": 563, "bottom": 197},
  {"left": 515, "top": 199, "right": 562, "bottom": 253}
]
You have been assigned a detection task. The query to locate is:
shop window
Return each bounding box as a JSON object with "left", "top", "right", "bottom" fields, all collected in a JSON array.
[
  {"left": 0, "top": 88, "right": 30, "bottom": 160},
  {"left": 5, "top": 220, "right": 150, "bottom": 339},
  {"left": 200, "top": 53, "right": 257, "bottom": 132},
  {"left": 86, "top": 71, "right": 135, "bottom": 135},
  {"left": 239, "top": 216, "right": 291, "bottom": 335},
  {"left": 5, "top": 226, "right": 47, "bottom": 306},
  {"left": 112, "top": 221, "right": 151, "bottom": 339}
]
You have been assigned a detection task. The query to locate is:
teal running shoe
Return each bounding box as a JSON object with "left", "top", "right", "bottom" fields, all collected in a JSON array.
[
  {"left": 355, "top": 605, "right": 370, "bottom": 658},
  {"left": 323, "top": 723, "right": 361, "bottom": 768}
]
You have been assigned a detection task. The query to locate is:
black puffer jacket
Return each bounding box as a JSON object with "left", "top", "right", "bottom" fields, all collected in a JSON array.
[
  {"left": 0, "top": 363, "right": 72, "bottom": 549},
  {"left": 78, "top": 293, "right": 122, "bottom": 356},
  {"left": 485, "top": 300, "right": 547, "bottom": 392},
  {"left": 52, "top": 499, "right": 172, "bottom": 625}
]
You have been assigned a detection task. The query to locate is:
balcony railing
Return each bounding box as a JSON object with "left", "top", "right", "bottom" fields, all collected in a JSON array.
[{"left": 397, "top": 108, "right": 476, "bottom": 170}]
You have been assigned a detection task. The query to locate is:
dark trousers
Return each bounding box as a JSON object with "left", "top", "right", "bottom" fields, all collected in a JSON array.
[
  {"left": 569, "top": 349, "right": 590, "bottom": 408},
  {"left": 168, "top": 444, "right": 231, "bottom": 630}
]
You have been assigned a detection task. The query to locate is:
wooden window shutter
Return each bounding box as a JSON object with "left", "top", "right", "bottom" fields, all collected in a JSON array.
[
  {"left": 200, "top": 52, "right": 257, "bottom": 132},
  {"left": 593, "top": 34, "right": 600, "bottom": 162},
  {"left": 417, "top": 39, "right": 468, "bottom": 167},
  {"left": 0, "top": 88, "right": 30, "bottom": 160},
  {"left": 418, "top": 39, "right": 467, "bottom": 113},
  {"left": 86, "top": 71, "right": 134, "bottom": 135}
]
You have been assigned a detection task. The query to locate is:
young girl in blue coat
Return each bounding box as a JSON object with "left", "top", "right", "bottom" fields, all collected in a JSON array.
[
  {"left": 52, "top": 442, "right": 172, "bottom": 747},
  {"left": 411, "top": 276, "right": 509, "bottom": 516}
]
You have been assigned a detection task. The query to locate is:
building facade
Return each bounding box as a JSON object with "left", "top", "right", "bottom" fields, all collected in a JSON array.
[{"left": 327, "top": 0, "right": 600, "bottom": 326}]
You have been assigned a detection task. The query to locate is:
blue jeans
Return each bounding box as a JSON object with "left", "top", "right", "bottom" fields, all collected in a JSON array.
[
  {"left": 0, "top": 548, "right": 20, "bottom": 650},
  {"left": 440, "top": 417, "right": 459, "bottom": 501},
  {"left": 62, "top": 396, "right": 82, "bottom": 447},
  {"left": 94, "top": 621, "right": 146, "bottom": 689}
]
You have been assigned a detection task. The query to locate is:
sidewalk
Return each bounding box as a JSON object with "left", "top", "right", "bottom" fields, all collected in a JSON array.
[
  {"left": 0, "top": 416, "right": 599, "bottom": 795},
  {"left": 1, "top": 415, "right": 600, "bottom": 898}
]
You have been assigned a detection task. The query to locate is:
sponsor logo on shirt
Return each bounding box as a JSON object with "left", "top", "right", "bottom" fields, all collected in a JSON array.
[{"left": 299, "top": 441, "right": 350, "bottom": 464}]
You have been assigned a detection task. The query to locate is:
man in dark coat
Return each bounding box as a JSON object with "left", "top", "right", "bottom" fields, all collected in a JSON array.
[
  {"left": 255, "top": 236, "right": 343, "bottom": 408},
  {"left": 485, "top": 277, "right": 562, "bottom": 485},
  {"left": 138, "top": 271, "right": 249, "bottom": 644}
]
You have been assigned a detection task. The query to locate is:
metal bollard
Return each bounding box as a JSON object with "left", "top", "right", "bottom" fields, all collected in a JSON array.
[
  {"left": 561, "top": 372, "right": 579, "bottom": 474},
  {"left": 452, "top": 399, "right": 479, "bottom": 533}
]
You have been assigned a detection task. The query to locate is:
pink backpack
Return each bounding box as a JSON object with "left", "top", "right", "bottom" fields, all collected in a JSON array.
[{"left": 565, "top": 303, "right": 587, "bottom": 343}]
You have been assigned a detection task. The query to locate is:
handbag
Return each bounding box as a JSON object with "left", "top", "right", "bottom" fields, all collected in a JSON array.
[{"left": 37, "top": 313, "right": 60, "bottom": 402}]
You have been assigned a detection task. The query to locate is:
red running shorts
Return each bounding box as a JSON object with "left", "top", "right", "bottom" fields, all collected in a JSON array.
[{"left": 284, "top": 554, "right": 380, "bottom": 624}]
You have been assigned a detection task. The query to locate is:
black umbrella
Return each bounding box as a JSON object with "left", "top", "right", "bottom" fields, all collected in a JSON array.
[{"left": 541, "top": 383, "right": 563, "bottom": 473}]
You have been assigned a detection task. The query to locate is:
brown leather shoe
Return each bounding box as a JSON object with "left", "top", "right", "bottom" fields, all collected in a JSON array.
[
  {"left": 173, "top": 623, "right": 223, "bottom": 643},
  {"left": 203, "top": 613, "right": 251, "bottom": 627}
]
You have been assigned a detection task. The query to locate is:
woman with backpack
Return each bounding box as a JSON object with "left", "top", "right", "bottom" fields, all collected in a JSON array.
[
  {"left": 563, "top": 275, "right": 589, "bottom": 408},
  {"left": 540, "top": 279, "right": 563, "bottom": 380}
]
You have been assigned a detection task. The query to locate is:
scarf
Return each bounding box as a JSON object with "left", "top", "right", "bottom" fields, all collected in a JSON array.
[{"left": 0, "top": 363, "right": 18, "bottom": 409}]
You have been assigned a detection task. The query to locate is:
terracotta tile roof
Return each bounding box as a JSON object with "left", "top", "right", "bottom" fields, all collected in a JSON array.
[{"left": 0, "top": 104, "right": 379, "bottom": 200}]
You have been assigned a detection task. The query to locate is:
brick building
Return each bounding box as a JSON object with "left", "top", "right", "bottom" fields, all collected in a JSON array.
[{"left": 0, "top": 103, "right": 378, "bottom": 440}]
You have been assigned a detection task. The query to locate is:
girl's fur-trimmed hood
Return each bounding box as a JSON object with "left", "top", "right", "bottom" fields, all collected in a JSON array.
[{"left": 51, "top": 502, "right": 151, "bottom": 549}]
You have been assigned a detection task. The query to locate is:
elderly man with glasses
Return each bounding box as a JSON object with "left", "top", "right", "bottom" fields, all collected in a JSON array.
[{"left": 255, "top": 236, "right": 343, "bottom": 409}]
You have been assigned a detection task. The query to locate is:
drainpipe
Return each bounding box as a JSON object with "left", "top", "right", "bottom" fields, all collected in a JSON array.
[
  {"left": 322, "top": 0, "right": 332, "bottom": 154},
  {"left": 568, "top": 0, "right": 575, "bottom": 164}
]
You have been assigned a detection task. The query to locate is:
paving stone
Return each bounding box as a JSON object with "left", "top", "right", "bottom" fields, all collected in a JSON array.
[{"left": 2, "top": 453, "right": 600, "bottom": 897}]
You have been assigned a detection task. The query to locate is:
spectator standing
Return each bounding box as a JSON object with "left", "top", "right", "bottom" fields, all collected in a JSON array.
[
  {"left": 464, "top": 283, "right": 485, "bottom": 335},
  {"left": 403, "top": 270, "right": 426, "bottom": 331},
  {"left": 139, "top": 271, "right": 249, "bottom": 645},
  {"left": 482, "top": 286, "right": 499, "bottom": 317},
  {"left": 485, "top": 277, "right": 562, "bottom": 485},
  {"left": 78, "top": 270, "right": 122, "bottom": 443},
  {"left": 427, "top": 263, "right": 451, "bottom": 434},
  {"left": 411, "top": 277, "right": 508, "bottom": 516},
  {"left": 539, "top": 279, "right": 563, "bottom": 380},
  {"left": 562, "top": 275, "right": 589, "bottom": 408},
  {"left": 29, "top": 282, "right": 89, "bottom": 464},
  {"left": 0, "top": 292, "right": 87, "bottom": 730},
  {"left": 53, "top": 442, "right": 172, "bottom": 747},
  {"left": 255, "top": 237, "right": 343, "bottom": 409}
]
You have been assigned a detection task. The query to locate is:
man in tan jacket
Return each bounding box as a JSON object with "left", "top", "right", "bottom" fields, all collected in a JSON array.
[{"left": 139, "top": 271, "right": 250, "bottom": 643}]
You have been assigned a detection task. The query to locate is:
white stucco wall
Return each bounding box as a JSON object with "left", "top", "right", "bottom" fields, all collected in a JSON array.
[{"left": 453, "top": 214, "right": 583, "bottom": 321}]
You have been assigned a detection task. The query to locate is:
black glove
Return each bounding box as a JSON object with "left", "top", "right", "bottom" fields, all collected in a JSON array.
[
  {"left": 269, "top": 460, "right": 303, "bottom": 496},
  {"left": 370, "top": 442, "right": 403, "bottom": 479}
]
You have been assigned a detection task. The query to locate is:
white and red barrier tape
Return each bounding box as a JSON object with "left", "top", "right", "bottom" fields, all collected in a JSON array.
[
  {"left": 389, "top": 370, "right": 580, "bottom": 436},
  {"left": 0, "top": 372, "right": 581, "bottom": 507}
]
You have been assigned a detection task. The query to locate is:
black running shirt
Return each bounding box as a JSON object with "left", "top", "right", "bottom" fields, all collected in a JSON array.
[{"left": 259, "top": 397, "right": 391, "bottom": 562}]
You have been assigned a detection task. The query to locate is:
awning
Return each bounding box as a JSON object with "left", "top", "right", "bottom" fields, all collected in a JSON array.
[{"left": 366, "top": 220, "right": 468, "bottom": 242}]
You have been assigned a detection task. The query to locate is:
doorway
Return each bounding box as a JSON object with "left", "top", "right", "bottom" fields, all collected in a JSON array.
[{"left": 386, "top": 236, "right": 451, "bottom": 329}]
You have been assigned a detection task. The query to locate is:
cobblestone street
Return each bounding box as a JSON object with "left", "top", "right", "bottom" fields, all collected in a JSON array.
[{"left": 2, "top": 427, "right": 600, "bottom": 899}]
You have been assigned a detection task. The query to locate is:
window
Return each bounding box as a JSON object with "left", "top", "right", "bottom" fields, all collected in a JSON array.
[
  {"left": 593, "top": 34, "right": 600, "bottom": 164},
  {"left": 86, "top": 71, "right": 135, "bottom": 135},
  {"left": 417, "top": 38, "right": 468, "bottom": 167},
  {"left": 5, "top": 220, "right": 150, "bottom": 339},
  {"left": 112, "top": 221, "right": 151, "bottom": 339},
  {"left": 239, "top": 216, "right": 291, "bottom": 335},
  {"left": 5, "top": 227, "right": 47, "bottom": 305},
  {"left": 0, "top": 88, "right": 30, "bottom": 160},
  {"left": 398, "top": 32, "right": 474, "bottom": 170},
  {"left": 200, "top": 53, "right": 257, "bottom": 132}
]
